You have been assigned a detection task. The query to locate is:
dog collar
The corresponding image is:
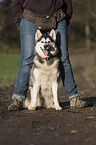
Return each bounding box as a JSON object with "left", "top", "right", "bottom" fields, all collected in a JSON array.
[
  {"left": 36, "top": 53, "right": 54, "bottom": 61},
  {"left": 40, "top": 57, "right": 50, "bottom": 61}
]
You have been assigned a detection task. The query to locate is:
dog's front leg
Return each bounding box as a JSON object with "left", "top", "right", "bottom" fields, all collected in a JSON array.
[
  {"left": 28, "top": 83, "right": 39, "bottom": 110},
  {"left": 52, "top": 81, "right": 62, "bottom": 110}
]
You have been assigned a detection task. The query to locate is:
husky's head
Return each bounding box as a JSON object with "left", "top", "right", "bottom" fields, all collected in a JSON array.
[{"left": 35, "top": 29, "right": 58, "bottom": 59}]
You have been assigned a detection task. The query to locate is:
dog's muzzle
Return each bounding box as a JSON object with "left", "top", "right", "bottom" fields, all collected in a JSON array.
[{"left": 40, "top": 44, "right": 51, "bottom": 56}]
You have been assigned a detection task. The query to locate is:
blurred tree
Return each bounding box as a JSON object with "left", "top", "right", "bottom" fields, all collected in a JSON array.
[
  {"left": 69, "top": 0, "right": 96, "bottom": 50},
  {"left": 0, "top": 0, "right": 20, "bottom": 48}
]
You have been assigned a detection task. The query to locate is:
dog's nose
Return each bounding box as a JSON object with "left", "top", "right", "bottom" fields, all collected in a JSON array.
[{"left": 44, "top": 45, "right": 49, "bottom": 49}]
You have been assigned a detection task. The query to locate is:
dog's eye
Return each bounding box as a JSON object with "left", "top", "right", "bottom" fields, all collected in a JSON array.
[
  {"left": 41, "top": 41, "right": 44, "bottom": 43},
  {"left": 48, "top": 41, "right": 51, "bottom": 43}
]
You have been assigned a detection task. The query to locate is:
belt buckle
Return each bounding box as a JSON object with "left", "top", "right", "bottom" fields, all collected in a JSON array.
[{"left": 46, "top": 16, "right": 50, "bottom": 19}]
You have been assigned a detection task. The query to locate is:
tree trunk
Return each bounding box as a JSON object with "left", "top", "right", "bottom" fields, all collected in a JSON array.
[{"left": 85, "top": 25, "right": 91, "bottom": 50}]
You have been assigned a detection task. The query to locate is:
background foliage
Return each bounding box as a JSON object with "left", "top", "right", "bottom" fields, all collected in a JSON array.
[
  {"left": 69, "top": 0, "right": 96, "bottom": 50},
  {"left": 0, "top": 0, "right": 20, "bottom": 52}
]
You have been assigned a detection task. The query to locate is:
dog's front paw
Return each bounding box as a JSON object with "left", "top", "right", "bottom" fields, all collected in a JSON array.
[
  {"left": 55, "top": 106, "right": 62, "bottom": 110},
  {"left": 28, "top": 105, "right": 36, "bottom": 111}
]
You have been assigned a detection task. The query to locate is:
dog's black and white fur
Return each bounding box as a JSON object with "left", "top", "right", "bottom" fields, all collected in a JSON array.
[{"left": 25, "top": 29, "right": 62, "bottom": 110}]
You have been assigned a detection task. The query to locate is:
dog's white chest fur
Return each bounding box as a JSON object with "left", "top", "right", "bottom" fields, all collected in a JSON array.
[{"left": 36, "top": 60, "right": 58, "bottom": 84}]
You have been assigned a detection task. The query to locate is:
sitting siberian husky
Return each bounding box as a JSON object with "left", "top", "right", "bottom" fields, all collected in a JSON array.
[{"left": 25, "top": 29, "right": 62, "bottom": 110}]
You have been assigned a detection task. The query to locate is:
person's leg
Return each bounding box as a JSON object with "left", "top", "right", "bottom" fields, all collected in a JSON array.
[
  {"left": 8, "top": 19, "right": 36, "bottom": 111},
  {"left": 55, "top": 19, "right": 78, "bottom": 98},
  {"left": 55, "top": 19, "right": 87, "bottom": 108}
]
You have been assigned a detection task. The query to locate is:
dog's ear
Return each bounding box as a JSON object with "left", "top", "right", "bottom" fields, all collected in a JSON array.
[
  {"left": 49, "top": 29, "right": 56, "bottom": 41},
  {"left": 35, "top": 30, "right": 42, "bottom": 41}
]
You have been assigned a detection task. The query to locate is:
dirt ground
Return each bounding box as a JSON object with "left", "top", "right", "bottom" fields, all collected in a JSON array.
[{"left": 0, "top": 50, "right": 96, "bottom": 145}]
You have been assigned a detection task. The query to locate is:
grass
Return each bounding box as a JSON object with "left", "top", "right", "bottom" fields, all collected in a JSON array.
[
  {"left": 0, "top": 51, "right": 96, "bottom": 89},
  {"left": 0, "top": 53, "right": 21, "bottom": 88}
]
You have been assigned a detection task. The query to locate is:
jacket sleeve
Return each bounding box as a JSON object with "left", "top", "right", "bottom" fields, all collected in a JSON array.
[
  {"left": 62, "top": 0, "right": 73, "bottom": 24},
  {"left": 12, "top": 0, "right": 25, "bottom": 30}
]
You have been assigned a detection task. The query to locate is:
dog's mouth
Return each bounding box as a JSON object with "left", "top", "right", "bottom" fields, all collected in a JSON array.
[{"left": 40, "top": 47, "right": 49, "bottom": 56}]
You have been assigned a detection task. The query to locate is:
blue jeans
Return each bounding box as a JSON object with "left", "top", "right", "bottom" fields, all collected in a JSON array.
[{"left": 12, "top": 18, "right": 78, "bottom": 101}]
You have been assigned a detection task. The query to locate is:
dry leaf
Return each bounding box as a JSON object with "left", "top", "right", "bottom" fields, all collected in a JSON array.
[
  {"left": 69, "top": 130, "right": 78, "bottom": 134},
  {"left": 87, "top": 116, "right": 94, "bottom": 119}
]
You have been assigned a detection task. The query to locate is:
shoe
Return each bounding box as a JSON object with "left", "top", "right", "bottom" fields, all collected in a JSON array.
[
  {"left": 70, "top": 96, "right": 87, "bottom": 109},
  {"left": 8, "top": 99, "right": 23, "bottom": 111}
]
